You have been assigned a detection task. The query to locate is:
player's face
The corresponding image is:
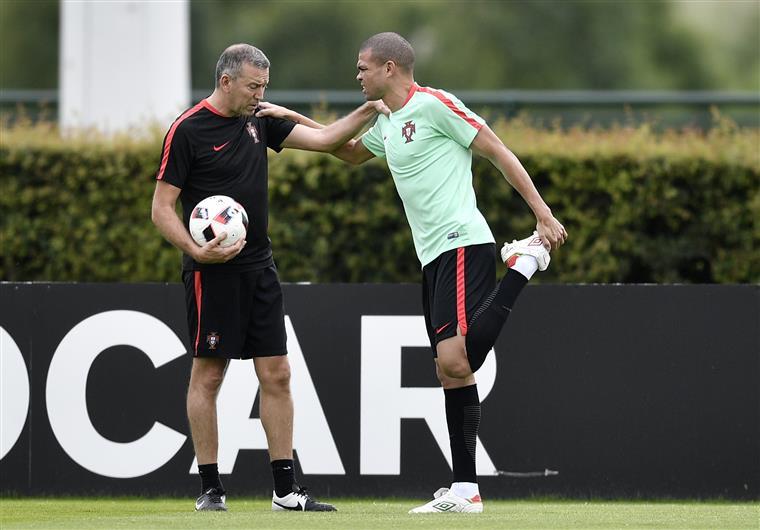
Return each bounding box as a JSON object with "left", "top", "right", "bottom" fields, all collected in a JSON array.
[
  {"left": 356, "top": 50, "right": 386, "bottom": 101},
  {"left": 228, "top": 63, "right": 269, "bottom": 117}
]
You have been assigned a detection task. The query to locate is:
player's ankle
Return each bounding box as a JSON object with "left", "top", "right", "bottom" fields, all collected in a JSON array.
[
  {"left": 450, "top": 481, "right": 479, "bottom": 499},
  {"left": 509, "top": 254, "right": 538, "bottom": 280}
]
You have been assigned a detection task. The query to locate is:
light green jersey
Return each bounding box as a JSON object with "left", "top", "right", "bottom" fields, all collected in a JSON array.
[{"left": 361, "top": 83, "right": 495, "bottom": 267}]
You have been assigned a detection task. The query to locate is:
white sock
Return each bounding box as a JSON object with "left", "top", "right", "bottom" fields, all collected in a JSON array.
[
  {"left": 510, "top": 254, "right": 538, "bottom": 280},
  {"left": 450, "top": 481, "right": 479, "bottom": 499}
]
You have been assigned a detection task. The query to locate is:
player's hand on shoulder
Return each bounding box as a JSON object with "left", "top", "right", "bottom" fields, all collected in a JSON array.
[
  {"left": 370, "top": 99, "right": 391, "bottom": 117},
  {"left": 536, "top": 215, "right": 568, "bottom": 251},
  {"left": 193, "top": 233, "right": 246, "bottom": 263},
  {"left": 255, "top": 101, "right": 289, "bottom": 120}
]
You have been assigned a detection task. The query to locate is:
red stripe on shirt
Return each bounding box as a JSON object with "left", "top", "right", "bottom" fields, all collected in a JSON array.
[
  {"left": 456, "top": 247, "right": 468, "bottom": 336},
  {"left": 400, "top": 83, "right": 419, "bottom": 109},
  {"left": 201, "top": 99, "right": 226, "bottom": 116},
  {"left": 156, "top": 100, "right": 206, "bottom": 181},
  {"left": 194, "top": 271, "right": 202, "bottom": 355},
  {"left": 417, "top": 85, "right": 482, "bottom": 131}
]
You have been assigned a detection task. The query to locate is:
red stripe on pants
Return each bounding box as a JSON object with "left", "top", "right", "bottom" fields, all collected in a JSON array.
[
  {"left": 194, "top": 271, "right": 202, "bottom": 355},
  {"left": 456, "top": 247, "right": 468, "bottom": 335}
]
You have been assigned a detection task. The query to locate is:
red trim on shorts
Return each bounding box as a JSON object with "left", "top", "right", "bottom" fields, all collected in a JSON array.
[
  {"left": 156, "top": 101, "right": 206, "bottom": 181},
  {"left": 416, "top": 85, "right": 483, "bottom": 131},
  {"left": 456, "top": 247, "right": 468, "bottom": 335},
  {"left": 193, "top": 271, "right": 202, "bottom": 355}
]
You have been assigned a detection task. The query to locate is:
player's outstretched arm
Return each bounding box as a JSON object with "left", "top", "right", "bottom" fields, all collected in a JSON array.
[
  {"left": 256, "top": 102, "right": 325, "bottom": 129},
  {"left": 277, "top": 102, "right": 379, "bottom": 152},
  {"left": 151, "top": 181, "right": 243, "bottom": 263},
  {"left": 471, "top": 124, "right": 567, "bottom": 250},
  {"left": 255, "top": 102, "right": 378, "bottom": 165},
  {"left": 330, "top": 138, "right": 376, "bottom": 165}
]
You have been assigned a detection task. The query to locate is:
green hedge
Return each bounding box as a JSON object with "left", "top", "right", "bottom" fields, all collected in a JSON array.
[{"left": 1, "top": 119, "right": 758, "bottom": 283}]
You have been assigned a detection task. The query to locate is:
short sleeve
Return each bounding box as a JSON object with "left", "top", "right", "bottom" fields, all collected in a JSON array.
[
  {"left": 360, "top": 118, "right": 387, "bottom": 158},
  {"left": 425, "top": 89, "right": 485, "bottom": 149},
  {"left": 156, "top": 121, "right": 193, "bottom": 188},
  {"left": 264, "top": 117, "right": 297, "bottom": 152}
]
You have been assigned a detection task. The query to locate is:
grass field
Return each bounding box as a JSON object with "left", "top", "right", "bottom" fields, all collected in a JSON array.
[{"left": 1, "top": 498, "right": 758, "bottom": 529}]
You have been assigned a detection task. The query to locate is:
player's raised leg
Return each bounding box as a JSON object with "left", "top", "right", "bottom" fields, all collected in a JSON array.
[{"left": 465, "top": 232, "right": 550, "bottom": 372}]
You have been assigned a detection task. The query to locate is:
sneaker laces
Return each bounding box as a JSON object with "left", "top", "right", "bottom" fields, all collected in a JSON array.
[
  {"left": 292, "top": 484, "right": 312, "bottom": 500},
  {"left": 433, "top": 487, "right": 449, "bottom": 499},
  {"left": 204, "top": 488, "right": 225, "bottom": 503},
  {"left": 292, "top": 484, "right": 331, "bottom": 507}
]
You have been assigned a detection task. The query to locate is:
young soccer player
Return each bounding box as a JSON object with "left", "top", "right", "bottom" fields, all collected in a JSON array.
[{"left": 258, "top": 32, "right": 566, "bottom": 513}]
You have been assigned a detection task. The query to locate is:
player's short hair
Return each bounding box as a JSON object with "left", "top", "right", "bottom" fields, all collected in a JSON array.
[
  {"left": 215, "top": 44, "right": 270, "bottom": 87},
  {"left": 360, "top": 32, "right": 415, "bottom": 72}
]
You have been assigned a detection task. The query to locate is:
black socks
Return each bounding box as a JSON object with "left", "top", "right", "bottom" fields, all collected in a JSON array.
[
  {"left": 200, "top": 461, "right": 295, "bottom": 497},
  {"left": 445, "top": 384, "right": 481, "bottom": 483},
  {"left": 198, "top": 462, "right": 224, "bottom": 493},
  {"left": 271, "top": 459, "right": 296, "bottom": 497},
  {"left": 465, "top": 268, "right": 528, "bottom": 372}
]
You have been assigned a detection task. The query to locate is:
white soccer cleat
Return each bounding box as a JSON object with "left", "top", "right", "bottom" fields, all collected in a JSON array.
[
  {"left": 500, "top": 231, "right": 551, "bottom": 271},
  {"left": 408, "top": 487, "right": 483, "bottom": 514}
]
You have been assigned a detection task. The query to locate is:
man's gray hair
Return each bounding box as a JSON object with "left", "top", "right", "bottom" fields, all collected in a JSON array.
[
  {"left": 215, "top": 44, "right": 270, "bottom": 87},
  {"left": 360, "top": 32, "right": 415, "bottom": 72}
]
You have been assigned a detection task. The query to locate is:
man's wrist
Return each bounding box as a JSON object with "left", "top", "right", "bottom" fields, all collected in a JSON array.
[
  {"left": 533, "top": 205, "right": 553, "bottom": 221},
  {"left": 186, "top": 242, "right": 202, "bottom": 262}
]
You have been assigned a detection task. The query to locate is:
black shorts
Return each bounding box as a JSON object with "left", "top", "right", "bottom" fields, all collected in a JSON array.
[
  {"left": 183, "top": 266, "right": 287, "bottom": 359},
  {"left": 422, "top": 243, "right": 496, "bottom": 356}
]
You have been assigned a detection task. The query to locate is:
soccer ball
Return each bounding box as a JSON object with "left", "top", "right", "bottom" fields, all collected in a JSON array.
[{"left": 188, "top": 195, "right": 248, "bottom": 248}]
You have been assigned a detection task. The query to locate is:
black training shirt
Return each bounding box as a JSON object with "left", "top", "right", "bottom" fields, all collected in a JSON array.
[{"left": 156, "top": 99, "right": 296, "bottom": 271}]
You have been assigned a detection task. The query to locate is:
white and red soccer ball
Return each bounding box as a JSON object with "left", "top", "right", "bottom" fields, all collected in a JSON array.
[{"left": 188, "top": 195, "right": 248, "bottom": 248}]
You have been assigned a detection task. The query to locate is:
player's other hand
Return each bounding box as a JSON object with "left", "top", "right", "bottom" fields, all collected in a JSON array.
[
  {"left": 193, "top": 233, "right": 246, "bottom": 263},
  {"left": 536, "top": 215, "right": 567, "bottom": 251}
]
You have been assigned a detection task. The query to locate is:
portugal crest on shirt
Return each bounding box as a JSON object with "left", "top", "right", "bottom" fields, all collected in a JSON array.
[
  {"left": 401, "top": 120, "right": 416, "bottom": 143},
  {"left": 247, "top": 122, "right": 260, "bottom": 143}
]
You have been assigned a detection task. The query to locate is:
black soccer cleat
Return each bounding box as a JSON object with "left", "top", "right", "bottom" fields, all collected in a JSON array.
[
  {"left": 271, "top": 483, "right": 337, "bottom": 512},
  {"left": 195, "top": 487, "right": 228, "bottom": 511}
]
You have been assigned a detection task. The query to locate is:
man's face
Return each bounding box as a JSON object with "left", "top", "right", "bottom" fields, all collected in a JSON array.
[
  {"left": 356, "top": 50, "right": 385, "bottom": 101},
  {"left": 225, "top": 63, "right": 269, "bottom": 117}
]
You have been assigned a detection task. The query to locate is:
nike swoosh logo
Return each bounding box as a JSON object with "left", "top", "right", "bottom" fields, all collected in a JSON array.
[
  {"left": 435, "top": 322, "right": 451, "bottom": 334},
  {"left": 272, "top": 500, "right": 302, "bottom": 511},
  {"left": 213, "top": 141, "right": 230, "bottom": 152}
]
